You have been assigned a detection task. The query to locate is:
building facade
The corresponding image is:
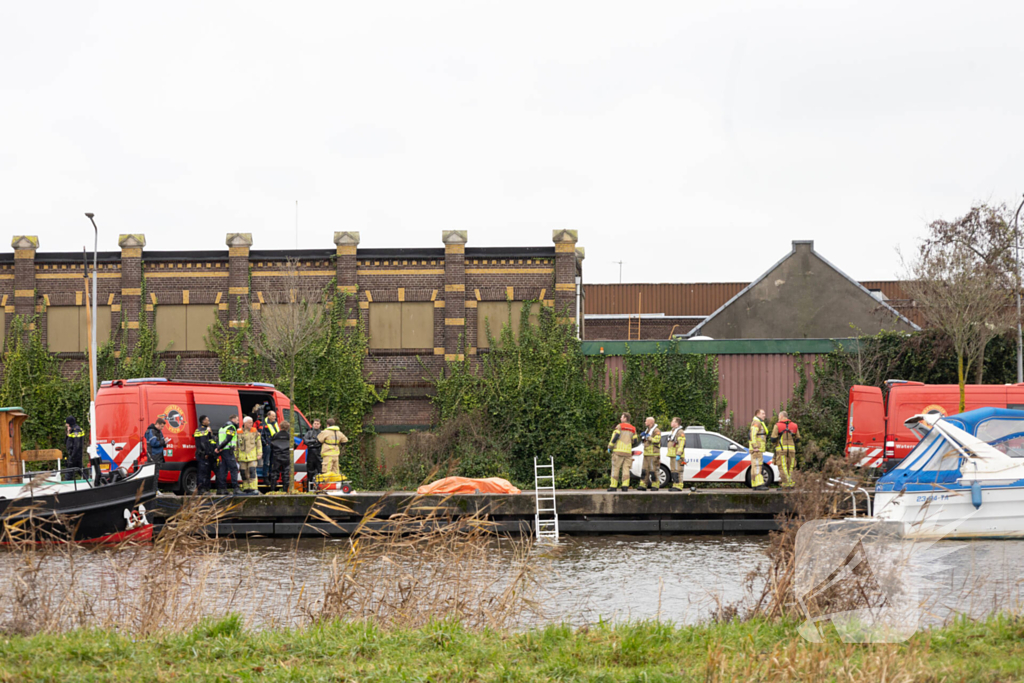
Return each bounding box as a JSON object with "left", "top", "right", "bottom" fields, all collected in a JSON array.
[
  {"left": 3, "top": 230, "right": 584, "bottom": 447},
  {"left": 583, "top": 241, "right": 917, "bottom": 340}
]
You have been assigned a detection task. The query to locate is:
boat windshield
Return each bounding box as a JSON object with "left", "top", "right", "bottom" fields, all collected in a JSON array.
[
  {"left": 895, "top": 429, "right": 945, "bottom": 472},
  {"left": 977, "top": 418, "right": 1024, "bottom": 458}
]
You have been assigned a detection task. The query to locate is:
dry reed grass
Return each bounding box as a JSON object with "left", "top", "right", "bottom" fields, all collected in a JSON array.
[
  {"left": 0, "top": 490, "right": 542, "bottom": 636},
  {"left": 741, "top": 458, "right": 889, "bottom": 622},
  {"left": 302, "top": 492, "right": 541, "bottom": 630},
  {"left": 0, "top": 497, "right": 242, "bottom": 636}
]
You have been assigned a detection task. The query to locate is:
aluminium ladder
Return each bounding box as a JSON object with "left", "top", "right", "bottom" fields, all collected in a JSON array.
[{"left": 534, "top": 456, "right": 559, "bottom": 542}]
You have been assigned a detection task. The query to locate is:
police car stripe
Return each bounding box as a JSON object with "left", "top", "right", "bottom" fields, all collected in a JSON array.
[
  {"left": 721, "top": 453, "right": 750, "bottom": 480},
  {"left": 693, "top": 454, "right": 725, "bottom": 479}
]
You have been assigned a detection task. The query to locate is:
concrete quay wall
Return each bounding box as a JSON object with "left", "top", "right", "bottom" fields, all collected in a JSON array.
[{"left": 153, "top": 489, "right": 796, "bottom": 537}]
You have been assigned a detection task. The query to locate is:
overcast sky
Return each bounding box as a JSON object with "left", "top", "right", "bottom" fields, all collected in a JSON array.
[{"left": 3, "top": 1, "right": 1023, "bottom": 284}]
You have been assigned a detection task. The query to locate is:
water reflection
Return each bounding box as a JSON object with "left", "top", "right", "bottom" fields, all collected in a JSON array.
[{"left": 1, "top": 534, "right": 1021, "bottom": 631}]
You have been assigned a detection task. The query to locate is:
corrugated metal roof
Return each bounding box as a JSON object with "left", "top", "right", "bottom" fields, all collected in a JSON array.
[
  {"left": 586, "top": 281, "right": 906, "bottom": 316},
  {"left": 584, "top": 283, "right": 746, "bottom": 316}
]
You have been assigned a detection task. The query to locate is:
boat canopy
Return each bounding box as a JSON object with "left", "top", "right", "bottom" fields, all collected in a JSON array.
[{"left": 877, "top": 407, "right": 1024, "bottom": 489}]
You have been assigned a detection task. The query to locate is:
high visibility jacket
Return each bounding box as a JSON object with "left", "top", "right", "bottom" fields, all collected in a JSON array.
[
  {"left": 193, "top": 427, "right": 216, "bottom": 459},
  {"left": 771, "top": 420, "right": 799, "bottom": 450},
  {"left": 318, "top": 426, "right": 348, "bottom": 457},
  {"left": 669, "top": 428, "right": 685, "bottom": 457},
  {"left": 261, "top": 421, "right": 279, "bottom": 458},
  {"left": 65, "top": 427, "right": 85, "bottom": 463},
  {"left": 217, "top": 423, "right": 238, "bottom": 452},
  {"left": 236, "top": 429, "right": 261, "bottom": 462},
  {"left": 643, "top": 425, "right": 661, "bottom": 457},
  {"left": 607, "top": 423, "right": 638, "bottom": 455},
  {"left": 749, "top": 417, "right": 768, "bottom": 452}
]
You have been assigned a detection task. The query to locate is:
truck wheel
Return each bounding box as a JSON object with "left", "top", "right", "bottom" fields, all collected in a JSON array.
[
  {"left": 179, "top": 466, "right": 198, "bottom": 496},
  {"left": 659, "top": 465, "right": 671, "bottom": 488}
]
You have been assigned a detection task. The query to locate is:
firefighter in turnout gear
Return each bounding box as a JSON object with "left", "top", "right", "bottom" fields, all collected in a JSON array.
[
  {"left": 317, "top": 418, "right": 348, "bottom": 477},
  {"left": 749, "top": 409, "right": 769, "bottom": 490},
  {"left": 236, "top": 416, "right": 262, "bottom": 495},
  {"left": 193, "top": 415, "right": 217, "bottom": 494},
  {"left": 215, "top": 414, "right": 242, "bottom": 495},
  {"left": 770, "top": 410, "right": 799, "bottom": 488},
  {"left": 606, "top": 412, "right": 638, "bottom": 492},
  {"left": 667, "top": 417, "right": 686, "bottom": 491},
  {"left": 639, "top": 417, "right": 662, "bottom": 491}
]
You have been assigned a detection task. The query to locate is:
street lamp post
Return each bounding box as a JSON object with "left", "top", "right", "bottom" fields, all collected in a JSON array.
[
  {"left": 1013, "top": 197, "right": 1024, "bottom": 384},
  {"left": 84, "top": 213, "right": 99, "bottom": 480}
]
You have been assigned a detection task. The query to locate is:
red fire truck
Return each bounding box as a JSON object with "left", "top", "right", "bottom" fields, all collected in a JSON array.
[
  {"left": 94, "top": 378, "right": 312, "bottom": 493},
  {"left": 846, "top": 380, "right": 1024, "bottom": 469}
]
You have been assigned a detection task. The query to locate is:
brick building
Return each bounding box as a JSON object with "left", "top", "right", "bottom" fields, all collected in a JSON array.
[{"left": 4, "top": 230, "right": 584, "bottom": 460}]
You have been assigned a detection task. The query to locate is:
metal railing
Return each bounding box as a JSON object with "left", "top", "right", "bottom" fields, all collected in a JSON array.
[{"left": 827, "top": 478, "right": 873, "bottom": 518}]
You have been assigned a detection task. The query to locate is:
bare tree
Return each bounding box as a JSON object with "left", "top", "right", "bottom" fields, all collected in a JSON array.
[
  {"left": 902, "top": 242, "right": 1014, "bottom": 411},
  {"left": 918, "top": 203, "right": 1018, "bottom": 382},
  {"left": 252, "top": 258, "right": 326, "bottom": 490}
]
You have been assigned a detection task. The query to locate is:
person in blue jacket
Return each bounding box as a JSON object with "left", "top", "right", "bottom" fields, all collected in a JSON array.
[{"left": 144, "top": 415, "right": 168, "bottom": 466}]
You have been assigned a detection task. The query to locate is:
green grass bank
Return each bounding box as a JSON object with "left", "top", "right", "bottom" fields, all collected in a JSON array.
[{"left": 3, "top": 615, "right": 1024, "bottom": 682}]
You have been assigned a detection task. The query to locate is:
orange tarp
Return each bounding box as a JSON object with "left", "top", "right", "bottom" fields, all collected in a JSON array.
[{"left": 416, "top": 476, "right": 522, "bottom": 495}]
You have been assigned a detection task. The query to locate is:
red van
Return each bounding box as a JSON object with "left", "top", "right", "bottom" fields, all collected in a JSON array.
[
  {"left": 94, "top": 378, "right": 312, "bottom": 493},
  {"left": 846, "top": 380, "right": 1024, "bottom": 470}
]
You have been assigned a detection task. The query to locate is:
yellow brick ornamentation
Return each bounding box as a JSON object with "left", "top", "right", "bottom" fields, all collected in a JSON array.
[{"left": 445, "top": 318, "right": 465, "bottom": 326}]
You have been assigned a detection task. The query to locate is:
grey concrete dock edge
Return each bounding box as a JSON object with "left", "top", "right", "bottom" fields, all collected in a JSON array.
[{"left": 153, "top": 489, "right": 792, "bottom": 537}]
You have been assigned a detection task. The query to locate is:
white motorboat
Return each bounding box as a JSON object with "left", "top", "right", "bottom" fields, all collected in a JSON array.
[{"left": 873, "top": 407, "right": 1024, "bottom": 539}]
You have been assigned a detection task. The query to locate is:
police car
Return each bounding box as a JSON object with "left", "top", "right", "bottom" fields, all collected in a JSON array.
[{"left": 629, "top": 425, "right": 779, "bottom": 487}]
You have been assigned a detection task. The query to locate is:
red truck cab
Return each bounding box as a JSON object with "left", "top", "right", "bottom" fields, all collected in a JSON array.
[
  {"left": 95, "top": 378, "right": 312, "bottom": 493},
  {"left": 846, "top": 380, "right": 1024, "bottom": 469}
]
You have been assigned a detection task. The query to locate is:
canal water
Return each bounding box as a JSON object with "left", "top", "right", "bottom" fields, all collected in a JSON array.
[
  {"left": 3, "top": 534, "right": 1023, "bottom": 630},
  {"left": 190, "top": 534, "right": 1024, "bottom": 627}
]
